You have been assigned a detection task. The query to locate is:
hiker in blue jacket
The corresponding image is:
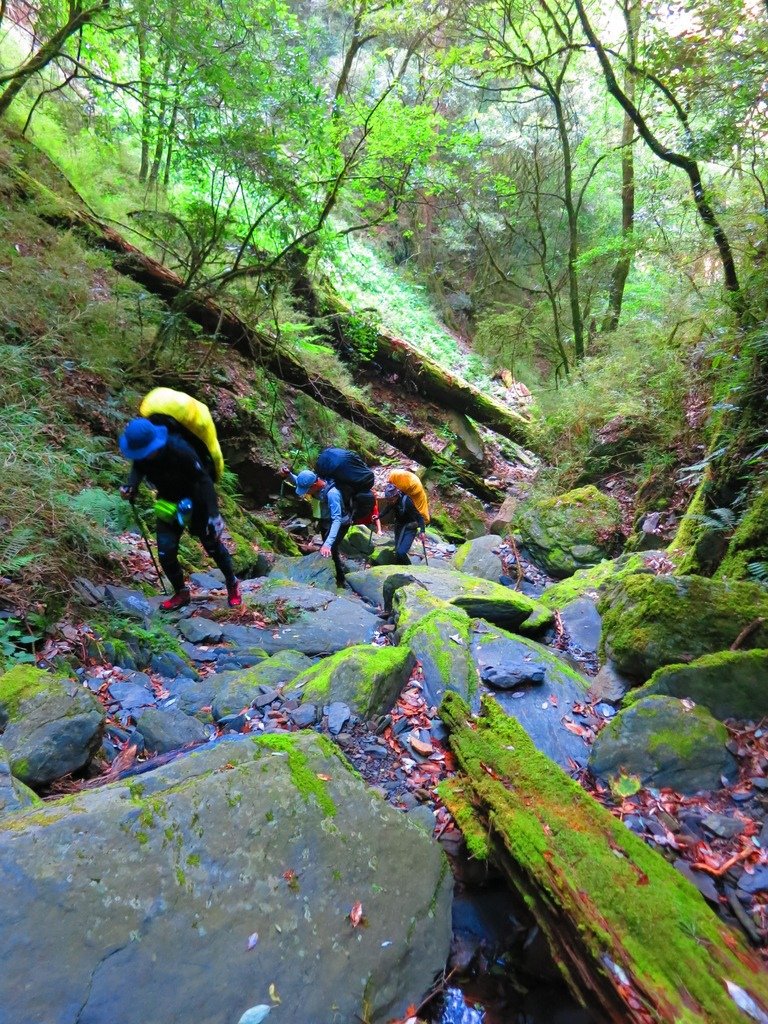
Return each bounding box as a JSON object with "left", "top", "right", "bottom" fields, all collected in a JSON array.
[{"left": 281, "top": 468, "right": 350, "bottom": 585}]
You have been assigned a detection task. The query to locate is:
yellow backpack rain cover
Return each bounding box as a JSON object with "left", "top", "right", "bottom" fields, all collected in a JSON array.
[
  {"left": 388, "top": 469, "right": 430, "bottom": 524},
  {"left": 139, "top": 387, "right": 225, "bottom": 481}
]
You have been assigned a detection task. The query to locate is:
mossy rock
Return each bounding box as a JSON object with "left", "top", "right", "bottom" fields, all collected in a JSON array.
[
  {"left": 428, "top": 493, "right": 486, "bottom": 543},
  {"left": 400, "top": 607, "right": 478, "bottom": 707},
  {"left": 600, "top": 573, "right": 768, "bottom": 681},
  {"left": 339, "top": 526, "right": 389, "bottom": 559},
  {"left": 392, "top": 587, "right": 459, "bottom": 638},
  {"left": 514, "top": 485, "right": 623, "bottom": 579},
  {"left": 0, "top": 732, "right": 451, "bottom": 1023},
  {"left": 715, "top": 488, "right": 768, "bottom": 582},
  {"left": 269, "top": 552, "right": 338, "bottom": 593},
  {"left": 0, "top": 743, "right": 41, "bottom": 816},
  {"left": 589, "top": 695, "right": 737, "bottom": 794},
  {"left": 452, "top": 535, "right": 504, "bottom": 582},
  {"left": 0, "top": 666, "right": 105, "bottom": 787},
  {"left": 287, "top": 644, "right": 415, "bottom": 718},
  {"left": 345, "top": 565, "right": 552, "bottom": 634},
  {"left": 537, "top": 551, "right": 672, "bottom": 610},
  {"left": 211, "top": 650, "right": 314, "bottom": 721},
  {"left": 624, "top": 649, "right": 768, "bottom": 721},
  {"left": 470, "top": 624, "right": 591, "bottom": 767}
]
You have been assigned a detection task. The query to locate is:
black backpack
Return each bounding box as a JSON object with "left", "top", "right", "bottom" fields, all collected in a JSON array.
[
  {"left": 316, "top": 448, "right": 376, "bottom": 523},
  {"left": 147, "top": 413, "right": 217, "bottom": 480}
]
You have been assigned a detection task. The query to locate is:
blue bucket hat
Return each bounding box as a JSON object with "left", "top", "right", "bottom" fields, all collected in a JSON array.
[
  {"left": 384, "top": 483, "right": 400, "bottom": 500},
  {"left": 295, "top": 469, "right": 318, "bottom": 497},
  {"left": 119, "top": 418, "right": 168, "bottom": 461}
]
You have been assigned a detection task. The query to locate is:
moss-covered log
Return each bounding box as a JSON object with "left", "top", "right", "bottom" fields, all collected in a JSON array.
[
  {"left": 4, "top": 161, "right": 503, "bottom": 501},
  {"left": 321, "top": 290, "right": 532, "bottom": 444},
  {"left": 439, "top": 692, "right": 768, "bottom": 1024}
]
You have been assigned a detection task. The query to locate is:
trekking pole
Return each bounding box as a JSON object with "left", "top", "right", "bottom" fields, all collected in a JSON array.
[
  {"left": 130, "top": 500, "right": 168, "bottom": 594},
  {"left": 420, "top": 532, "right": 429, "bottom": 567}
]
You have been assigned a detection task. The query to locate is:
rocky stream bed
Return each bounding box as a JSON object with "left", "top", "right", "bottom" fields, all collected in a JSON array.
[{"left": 2, "top": 513, "right": 768, "bottom": 1023}]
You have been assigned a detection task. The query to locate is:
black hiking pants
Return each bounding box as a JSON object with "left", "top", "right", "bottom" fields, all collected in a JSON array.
[
  {"left": 320, "top": 519, "right": 350, "bottom": 586},
  {"left": 393, "top": 521, "right": 420, "bottom": 565},
  {"left": 156, "top": 514, "right": 236, "bottom": 593}
]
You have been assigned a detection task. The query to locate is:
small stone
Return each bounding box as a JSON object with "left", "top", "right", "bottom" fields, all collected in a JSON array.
[
  {"left": 178, "top": 617, "right": 224, "bottom": 645},
  {"left": 750, "top": 777, "right": 768, "bottom": 791},
  {"left": 702, "top": 813, "right": 746, "bottom": 840},
  {"left": 150, "top": 651, "right": 199, "bottom": 681},
  {"left": 217, "top": 713, "right": 248, "bottom": 732},
  {"left": 103, "top": 585, "right": 155, "bottom": 622},
  {"left": 737, "top": 865, "right": 768, "bottom": 895},
  {"left": 327, "top": 702, "right": 351, "bottom": 736},
  {"left": 289, "top": 704, "right": 318, "bottom": 728},
  {"left": 673, "top": 859, "right": 719, "bottom": 903},
  {"left": 254, "top": 689, "right": 280, "bottom": 709}
]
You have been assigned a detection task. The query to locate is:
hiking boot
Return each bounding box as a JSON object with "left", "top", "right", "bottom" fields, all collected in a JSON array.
[
  {"left": 160, "top": 587, "right": 191, "bottom": 612},
  {"left": 227, "top": 580, "right": 242, "bottom": 608}
]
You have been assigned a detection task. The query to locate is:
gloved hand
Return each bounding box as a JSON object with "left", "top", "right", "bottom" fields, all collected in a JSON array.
[
  {"left": 208, "top": 515, "right": 225, "bottom": 540},
  {"left": 119, "top": 485, "right": 136, "bottom": 502}
]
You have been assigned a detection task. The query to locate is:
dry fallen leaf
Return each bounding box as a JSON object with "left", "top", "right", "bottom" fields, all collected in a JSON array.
[
  {"left": 349, "top": 900, "right": 364, "bottom": 927},
  {"left": 268, "top": 982, "right": 281, "bottom": 1004},
  {"left": 247, "top": 932, "right": 259, "bottom": 950},
  {"left": 316, "top": 773, "right": 332, "bottom": 781}
]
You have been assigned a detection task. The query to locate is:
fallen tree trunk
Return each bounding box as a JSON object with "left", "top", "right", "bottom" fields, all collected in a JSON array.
[
  {"left": 439, "top": 693, "right": 768, "bottom": 1024},
  {"left": 5, "top": 163, "right": 503, "bottom": 501},
  {"left": 321, "top": 289, "right": 532, "bottom": 444}
]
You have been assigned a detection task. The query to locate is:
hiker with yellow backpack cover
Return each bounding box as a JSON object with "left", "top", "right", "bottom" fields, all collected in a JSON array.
[{"left": 117, "top": 388, "right": 241, "bottom": 610}]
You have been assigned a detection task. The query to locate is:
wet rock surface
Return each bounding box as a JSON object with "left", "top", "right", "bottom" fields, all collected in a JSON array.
[{"left": 0, "top": 734, "right": 452, "bottom": 1024}]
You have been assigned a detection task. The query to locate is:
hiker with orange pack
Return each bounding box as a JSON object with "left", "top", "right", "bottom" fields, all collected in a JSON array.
[{"left": 379, "top": 469, "right": 430, "bottom": 565}]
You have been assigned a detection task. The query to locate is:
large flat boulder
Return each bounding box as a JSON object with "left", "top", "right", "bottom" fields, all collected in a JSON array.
[
  {"left": 287, "top": 644, "right": 416, "bottom": 718},
  {"left": 600, "top": 573, "right": 768, "bottom": 681},
  {"left": 0, "top": 734, "right": 452, "bottom": 1024},
  {"left": 589, "top": 695, "right": 737, "bottom": 794},
  {"left": 0, "top": 666, "right": 105, "bottom": 787},
  {"left": 624, "top": 649, "right": 768, "bottom": 721},
  {"left": 345, "top": 565, "right": 552, "bottom": 634},
  {"left": 269, "top": 552, "right": 338, "bottom": 592},
  {"left": 470, "top": 625, "right": 592, "bottom": 767},
  {"left": 218, "top": 592, "right": 378, "bottom": 655},
  {"left": 514, "top": 485, "right": 623, "bottom": 579}
]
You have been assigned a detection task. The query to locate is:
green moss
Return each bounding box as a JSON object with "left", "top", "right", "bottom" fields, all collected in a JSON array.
[
  {"left": 9, "top": 756, "right": 30, "bottom": 780},
  {"left": 252, "top": 733, "right": 337, "bottom": 817},
  {"left": 0, "top": 665, "right": 61, "bottom": 721},
  {"left": 401, "top": 607, "right": 479, "bottom": 698},
  {"left": 289, "top": 644, "right": 413, "bottom": 717},
  {"left": 599, "top": 571, "right": 768, "bottom": 679},
  {"left": 437, "top": 778, "right": 490, "bottom": 859},
  {"left": 439, "top": 692, "right": 768, "bottom": 1020},
  {"left": 624, "top": 648, "right": 768, "bottom": 721},
  {"left": 716, "top": 488, "right": 768, "bottom": 582}
]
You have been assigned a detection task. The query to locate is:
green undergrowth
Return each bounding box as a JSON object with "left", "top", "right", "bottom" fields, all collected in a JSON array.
[
  {"left": 440, "top": 692, "right": 768, "bottom": 1020},
  {"left": 530, "top": 322, "right": 699, "bottom": 495},
  {"left": 319, "top": 233, "right": 495, "bottom": 388}
]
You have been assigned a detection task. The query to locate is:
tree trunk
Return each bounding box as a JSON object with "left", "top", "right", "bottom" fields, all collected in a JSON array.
[
  {"left": 602, "top": 0, "right": 638, "bottom": 334},
  {"left": 0, "top": 1, "right": 106, "bottom": 118},
  {"left": 440, "top": 693, "right": 768, "bottom": 1024},
  {"left": 319, "top": 288, "right": 532, "bottom": 443},
  {"left": 5, "top": 163, "right": 511, "bottom": 500}
]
